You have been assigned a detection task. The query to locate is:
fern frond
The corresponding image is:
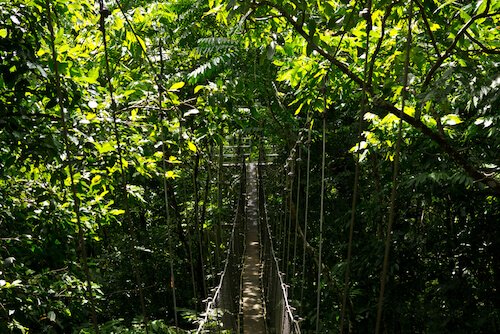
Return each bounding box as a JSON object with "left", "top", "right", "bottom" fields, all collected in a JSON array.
[
  {"left": 196, "top": 37, "right": 240, "bottom": 55},
  {"left": 187, "top": 52, "right": 236, "bottom": 84}
]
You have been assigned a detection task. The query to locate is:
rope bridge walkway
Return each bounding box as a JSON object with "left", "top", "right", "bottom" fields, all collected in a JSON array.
[{"left": 196, "top": 158, "right": 301, "bottom": 333}]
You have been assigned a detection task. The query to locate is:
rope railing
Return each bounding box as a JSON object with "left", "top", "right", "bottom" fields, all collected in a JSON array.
[
  {"left": 198, "top": 140, "right": 301, "bottom": 333},
  {"left": 196, "top": 155, "right": 246, "bottom": 333},
  {"left": 258, "top": 154, "right": 301, "bottom": 334}
]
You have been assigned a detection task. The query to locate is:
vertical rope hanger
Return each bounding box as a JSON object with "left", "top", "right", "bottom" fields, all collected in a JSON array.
[
  {"left": 158, "top": 40, "right": 179, "bottom": 331},
  {"left": 285, "top": 152, "right": 295, "bottom": 281},
  {"left": 340, "top": 0, "right": 372, "bottom": 332},
  {"left": 44, "top": 1, "right": 99, "bottom": 332},
  {"left": 97, "top": 1, "right": 149, "bottom": 331},
  {"left": 203, "top": 147, "right": 218, "bottom": 291},
  {"left": 281, "top": 162, "right": 288, "bottom": 270},
  {"left": 216, "top": 142, "right": 223, "bottom": 267},
  {"left": 176, "top": 100, "right": 198, "bottom": 308},
  {"left": 291, "top": 144, "right": 302, "bottom": 294},
  {"left": 203, "top": 148, "right": 215, "bottom": 289},
  {"left": 315, "top": 103, "right": 327, "bottom": 333},
  {"left": 300, "top": 112, "right": 313, "bottom": 305},
  {"left": 375, "top": 1, "right": 413, "bottom": 333},
  {"left": 315, "top": 69, "right": 331, "bottom": 332},
  {"left": 193, "top": 152, "right": 208, "bottom": 301}
]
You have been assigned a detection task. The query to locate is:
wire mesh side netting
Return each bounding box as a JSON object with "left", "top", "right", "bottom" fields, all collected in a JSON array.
[
  {"left": 196, "top": 160, "right": 246, "bottom": 333},
  {"left": 258, "top": 161, "right": 301, "bottom": 334}
]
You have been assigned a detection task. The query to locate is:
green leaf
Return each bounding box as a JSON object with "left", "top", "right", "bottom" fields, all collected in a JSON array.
[
  {"left": 168, "top": 156, "right": 181, "bottom": 164},
  {"left": 91, "top": 175, "right": 101, "bottom": 185},
  {"left": 94, "top": 142, "right": 115, "bottom": 154},
  {"left": 136, "top": 35, "right": 147, "bottom": 52},
  {"left": 442, "top": 114, "right": 463, "bottom": 126},
  {"left": 109, "top": 209, "right": 125, "bottom": 215},
  {"left": 0, "top": 28, "right": 7, "bottom": 38},
  {"left": 86, "top": 67, "right": 99, "bottom": 84},
  {"left": 194, "top": 85, "right": 204, "bottom": 94},
  {"left": 294, "top": 102, "right": 305, "bottom": 115},
  {"left": 169, "top": 81, "right": 185, "bottom": 91},
  {"left": 10, "top": 15, "right": 20, "bottom": 25},
  {"left": 88, "top": 100, "right": 98, "bottom": 109},
  {"left": 266, "top": 41, "right": 276, "bottom": 60},
  {"left": 434, "top": 0, "right": 456, "bottom": 14},
  {"left": 184, "top": 109, "right": 199, "bottom": 117},
  {"left": 188, "top": 141, "right": 197, "bottom": 152},
  {"left": 165, "top": 170, "right": 178, "bottom": 179},
  {"left": 203, "top": 4, "right": 224, "bottom": 18},
  {"left": 48, "top": 311, "right": 56, "bottom": 322}
]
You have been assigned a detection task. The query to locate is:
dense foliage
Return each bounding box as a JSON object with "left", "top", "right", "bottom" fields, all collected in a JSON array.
[{"left": 1, "top": 0, "right": 499, "bottom": 333}]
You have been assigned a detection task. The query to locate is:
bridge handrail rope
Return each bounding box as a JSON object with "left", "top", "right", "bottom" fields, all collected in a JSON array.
[
  {"left": 258, "top": 151, "right": 301, "bottom": 334},
  {"left": 196, "top": 156, "right": 246, "bottom": 333}
]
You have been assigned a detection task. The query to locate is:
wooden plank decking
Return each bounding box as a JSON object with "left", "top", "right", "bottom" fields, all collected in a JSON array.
[{"left": 242, "top": 163, "right": 266, "bottom": 333}]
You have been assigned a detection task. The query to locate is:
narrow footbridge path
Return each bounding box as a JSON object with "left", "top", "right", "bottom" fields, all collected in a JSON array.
[
  {"left": 196, "top": 161, "right": 300, "bottom": 333},
  {"left": 242, "top": 163, "right": 266, "bottom": 333}
]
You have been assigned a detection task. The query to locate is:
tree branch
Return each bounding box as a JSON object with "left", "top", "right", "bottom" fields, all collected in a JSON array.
[
  {"left": 414, "top": 0, "right": 440, "bottom": 56},
  {"left": 248, "top": 1, "right": 500, "bottom": 194},
  {"left": 375, "top": 99, "right": 500, "bottom": 195},
  {"left": 256, "top": 0, "right": 366, "bottom": 89},
  {"left": 0, "top": 112, "right": 60, "bottom": 122},
  {"left": 423, "top": 8, "right": 500, "bottom": 87},
  {"left": 368, "top": 2, "right": 396, "bottom": 88},
  {"left": 464, "top": 30, "right": 500, "bottom": 54}
]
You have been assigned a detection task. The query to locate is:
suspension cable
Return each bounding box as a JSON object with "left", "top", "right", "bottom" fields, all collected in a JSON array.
[
  {"left": 97, "top": 1, "right": 149, "bottom": 331},
  {"left": 216, "top": 142, "right": 223, "bottom": 268},
  {"left": 158, "top": 40, "right": 179, "bottom": 331},
  {"left": 315, "top": 108, "right": 327, "bottom": 333},
  {"left": 340, "top": 0, "right": 372, "bottom": 331},
  {"left": 281, "top": 163, "right": 288, "bottom": 271},
  {"left": 203, "top": 147, "right": 216, "bottom": 289},
  {"left": 300, "top": 113, "right": 313, "bottom": 305},
  {"left": 193, "top": 153, "right": 208, "bottom": 300},
  {"left": 286, "top": 155, "right": 294, "bottom": 281},
  {"left": 44, "top": 1, "right": 99, "bottom": 332},
  {"left": 375, "top": 1, "right": 413, "bottom": 333},
  {"left": 291, "top": 144, "right": 301, "bottom": 294}
]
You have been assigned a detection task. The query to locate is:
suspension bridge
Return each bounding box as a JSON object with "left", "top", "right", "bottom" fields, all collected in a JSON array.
[
  {"left": 196, "top": 141, "right": 301, "bottom": 333},
  {"left": 4, "top": 0, "right": 499, "bottom": 334}
]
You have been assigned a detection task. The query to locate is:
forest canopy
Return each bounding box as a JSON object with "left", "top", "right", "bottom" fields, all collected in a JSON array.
[{"left": 1, "top": 0, "right": 499, "bottom": 333}]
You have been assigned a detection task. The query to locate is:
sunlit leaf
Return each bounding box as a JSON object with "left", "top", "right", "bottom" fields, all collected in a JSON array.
[
  {"left": 188, "top": 141, "right": 197, "bottom": 152},
  {"left": 169, "top": 81, "right": 185, "bottom": 91},
  {"left": 91, "top": 175, "right": 101, "bottom": 185},
  {"left": 294, "top": 102, "right": 305, "bottom": 115},
  {"left": 94, "top": 142, "right": 115, "bottom": 154},
  {"left": 168, "top": 156, "right": 181, "bottom": 164},
  {"left": 442, "top": 114, "right": 463, "bottom": 126},
  {"left": 86, "top": 67, "right": 99, "bottom": 84},
  {"left": 136, "top": 35, "right": 147, "bottom": 52},
  {"left": 10, "top": 15, "right": 20, "bottom": 25},
  {"left": 203, "top": 4, "right": 223, "bottom": 18},
  {"left": 194, "top": 85, "right": 204, "bottom": 93},
  {"left": 184, "top": 109, "right": 199, "bottom": 117},
  {"left": 165, "top": 170, "right": 178, "bottom": 179}
]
